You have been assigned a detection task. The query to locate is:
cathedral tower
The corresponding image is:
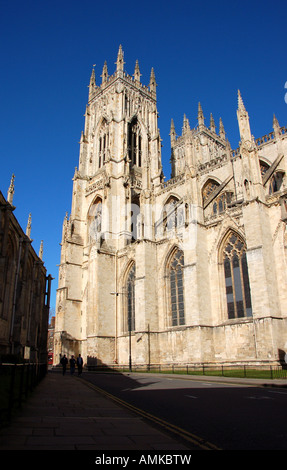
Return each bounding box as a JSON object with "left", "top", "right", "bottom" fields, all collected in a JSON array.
[{"left": 54, "top": 47, "right": 163, "bottom": 364}]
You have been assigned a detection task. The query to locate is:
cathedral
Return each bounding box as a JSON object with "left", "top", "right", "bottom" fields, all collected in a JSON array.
[{"left": 54, "top": 46, "right": 287, "bottom": 369}]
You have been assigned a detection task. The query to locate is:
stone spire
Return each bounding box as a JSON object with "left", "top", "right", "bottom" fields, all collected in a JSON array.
[
  {"left": 273, "top": 114, "right": 281, "bottom": 139},
  {"left": 219, "top": 118, "right": 226, "bottom": 140},
  {"left": 149, "top": 68, "right": 157, "bottom": 96},
  {"left": 237, "top": 89, "right": 245, "bottom": 111},
  {"left": 101, "top": 61, "right": 108, "bottom": 84},
  {"left": 7, "top": 173, "right": 15, "bottom": 205},
  {"left": 197, "top": 102, "right": 204, "bottom": 128},
  {"left": 237, "top": 90, "right": 251, "bottom": 142},
  {"left": 210, "top": 113, "right": 215, "bottom": 133},
  {"left": 39, "top": 240, "right": 43, "bottom": 260},
  {"left": 115, "top": 45, "right": 125, "bottom": 76},
  {"left": 26, "top": 213, "right": 32, "bottom": 239},
  {"left": 133, "top": 60, "right": 141, "bottom": 84},
  {"left": 182, "top": 114, "right": 190, "bottom": 135},
  {"left": 88, "top": 67, "right": 96, "bottom": 100},
  {"left": 170, "top": 119, "right": 176, "bottom": 146}
]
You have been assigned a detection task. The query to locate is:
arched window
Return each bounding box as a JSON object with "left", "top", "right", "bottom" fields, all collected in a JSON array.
[
  {"left": 163, "top": 196, "right": 182, "bottom": 232},
  {"left": 128, "top": 118, "right": 142, "bottom": 167},
  {"left": 125, "top": 263, "right": 135, "bottom": 332},
  {"left": 167, "top": 249, "right": 185, "bottom": 326},
  {"left": 260, "top": 161, "right": 269, "bottom": 177},
  {"left": 260, "top": 161, "right": 284, "bottom": 195},
  {"left": 222, "top": 232, "right": 252, "bottom": 319},
  {"left": 269, "top": 172, "right": 283, "bottom": 195},
  {"left": 212, "top": 192, "right": 232, "bottom": 215},
  {"left": 203, "top": 179, "right": 232, "bottom": 216},
  {"left": 202, "top": 179, "right": 219, "bottom": 205},
  {"left": 98, "top": 120, "right": 109, "bottom": 168}
]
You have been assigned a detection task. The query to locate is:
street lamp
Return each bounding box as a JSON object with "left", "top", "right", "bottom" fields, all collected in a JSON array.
[{"left": 110, "top": 290, "right": 132, "bottom": 372}]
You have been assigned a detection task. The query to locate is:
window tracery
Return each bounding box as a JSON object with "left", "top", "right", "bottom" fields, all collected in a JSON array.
[
  {"left": 98, "top": 120, "right": 109, "bottom": 169},
  {"left": 125, "top": 263, "right": 135, "bottom": 332},
  {"left": 202, "top": 180, "right": 232, "bottom": 216},
  {"left": 128, "top": 118, "right": 142, "bottom": 167},
  {"left": 222, "top": 232, "right": 252, "bottom": 319},
  {"left": 202, "top": 180, "right": 219, "bottom": 205},
  {"left": 167, "top": 249, "right": 185, "bottom": 326}
]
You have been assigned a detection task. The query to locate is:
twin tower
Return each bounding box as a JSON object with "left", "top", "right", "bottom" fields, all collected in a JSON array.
[{"left": 54, "top": 46, "right": 287, "bottom": 369}]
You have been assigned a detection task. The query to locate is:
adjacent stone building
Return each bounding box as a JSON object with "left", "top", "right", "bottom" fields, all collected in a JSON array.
[
  {"left": 54, "top": 46, "right": 287, "bottom": 368},
  {"left": 0, "top": 177, "right": 52, "bottom": 362}
]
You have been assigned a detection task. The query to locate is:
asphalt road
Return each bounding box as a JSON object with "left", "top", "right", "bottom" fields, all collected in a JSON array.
[{"left": 82, "top": 371, "right": 287, "bottom": 450}]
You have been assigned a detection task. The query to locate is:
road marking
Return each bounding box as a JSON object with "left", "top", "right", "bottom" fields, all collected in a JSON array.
[
  {"left": 246, "top": 396, "right": 273, "bottom": 400},
  {"left": 79, "top": 377, "right": 221, "bottom": 451},
  {"left": 186, "top": 395, "right": 198, "bottom": 399}
]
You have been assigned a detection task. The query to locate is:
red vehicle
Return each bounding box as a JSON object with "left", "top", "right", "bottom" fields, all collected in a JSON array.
[{"left": 48, "top": 353, "right": 53, "bottom": 365}]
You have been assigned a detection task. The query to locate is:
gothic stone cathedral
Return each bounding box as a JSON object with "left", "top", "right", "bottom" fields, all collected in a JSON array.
[{"left": 54, "top": 46, "right": 287, "bottom": 369}]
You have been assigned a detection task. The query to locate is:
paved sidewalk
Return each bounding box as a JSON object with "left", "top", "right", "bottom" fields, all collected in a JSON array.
[{"left": 0, "top": 370, "right": 191, "bottom": 451}]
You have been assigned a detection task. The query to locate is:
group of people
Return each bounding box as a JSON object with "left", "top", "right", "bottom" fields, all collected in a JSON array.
[{"left": 60, "top": 353, "right": 83, "bottom": 376}]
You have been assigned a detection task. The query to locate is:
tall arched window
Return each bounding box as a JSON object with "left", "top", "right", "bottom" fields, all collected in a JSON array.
[
  {"left": 98, "top": 120, "right": 109, "bottom": 169},
  {"left": 222, "top": 232, "right": 252, "bottom": 319},
  {"left": 128, "top": 118, "right": 142, "bottom": 167},
  {"left": 125, "top": 263, "right": 135, "bottom": 332},
  {"left": 168, "top": 249, "right": 185, "bottom": 326}
]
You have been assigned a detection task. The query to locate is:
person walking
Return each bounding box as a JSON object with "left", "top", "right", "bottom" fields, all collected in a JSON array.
[
  {"left": 60, "top": 354, "right": 68, "bottom": 375},
  {"left": 77, "top": 354, "right": 83, "bottom": 375},
  {"left": 69, "top": 355, "right": 76, "bottom": 375}
]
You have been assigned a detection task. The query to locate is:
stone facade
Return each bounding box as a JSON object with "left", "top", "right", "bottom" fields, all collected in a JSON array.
[
  {"left": 54, "top": 46, "right": 287, "bottom": 368},
  {"left": 0, "top": 179, "right": 52, "bottom": 362}
]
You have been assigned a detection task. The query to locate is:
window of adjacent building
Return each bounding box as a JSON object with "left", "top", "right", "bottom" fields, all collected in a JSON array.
[
  {"left": 222, "top": 232, "right": 252, "bottom": 319},
  {"left": 128, "top": 118, "right": 142, "bottom": 167},
  {"left": 168, "top": 249, "right": 185, "bottom": 326},
  {"left": 125, "top": 263, "right": 135, "bottom": 332}
]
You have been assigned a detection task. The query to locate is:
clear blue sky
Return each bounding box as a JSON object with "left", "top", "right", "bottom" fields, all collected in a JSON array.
[{"left": 0, "top": 0, "right": 286, "bottom": 316}]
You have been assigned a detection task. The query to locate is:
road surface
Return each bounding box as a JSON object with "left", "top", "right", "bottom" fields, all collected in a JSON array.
[{"left": 81, "top": 371, "right": 287, "bottom": 450}]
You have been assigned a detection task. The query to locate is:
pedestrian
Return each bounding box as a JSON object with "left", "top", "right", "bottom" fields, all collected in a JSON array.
[
  {"left": 77, "top": 354, "right": 83, "bottom": 375},
  {"left": 70, "top": 355, "right": 76, "bottom": 375},
  {"left": 60, "top": 354, "right": 68, "bottom": 375}
]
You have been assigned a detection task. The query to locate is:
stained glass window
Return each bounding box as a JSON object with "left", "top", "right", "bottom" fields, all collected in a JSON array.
[
  {"left": 223, "top": 232, "right": 252, "bottom": 319},
  {"left": 168, "top": 249, "right": 185, "bottom": 326},
  {"left": 126, "top": 263, "right": 135, "bottom": 332}
]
